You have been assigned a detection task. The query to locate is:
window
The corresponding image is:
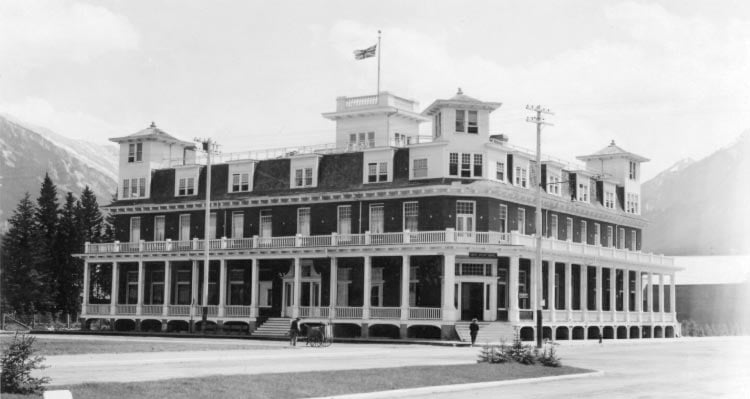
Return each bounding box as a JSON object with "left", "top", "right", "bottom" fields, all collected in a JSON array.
[
  {"left": 473, "top": 154, "right": 483, "bottom": 177},
  {"left": 369, "top": 204, "right": 384, "bottom": 234},
  {"left": 550, "top": 215, "right": 558, "bottom": 239},
  {"left": 448, "top": 153, "right": 459, "bottom": 176},
  {"left": 605, "top": 191, "right": 616, "bottom": 209},
  {"left": 297, "top": 208, "right": 310, "bottom": 236},
  {"left": 594, "top": 223, "right": 601, "bottom": 246},
  {"left": 515, "top": 167, "right": 528, "bottom": 188},
  {"left": 455, "top": 110, "right": 478, "bottom": 133},
  {"left": 367, "top": 132, "right": 375, "bottom": 148},
  {"left": 178, "top": 177, "right": 195, "bottom": 196},
  {"left": 607, "top": 226, "right": 614, "bottom": 247},
  {"left": 126, "top": 271, "right": 138, "bottom": 304},
  {"left": 367, "top": 162, "right": 388, "bottom": 183},
  {"left": 413, "top": 158, "right": 428, "bottom": 178},
  {"left": 149, "top": 270, "right": 164, "bottom": 304},
  {"left": 618, "top": 227, "right": 625, "bottom": 249},
  {"left": 455, "top": 109, "right": 465, "bottom": 132},
  {"left": 629, "top": 161, "right": 637, "bottom": 180},
  {"left": 455, "top": 201, "right": 475, "bottom": 235},
  {"left": 548, "top": 174, "right": 560, "bottom": 195},
  {"left": 467, "top": 110, "right": 478, "bottom": 133},
  {"left": 403, "top": 202, "right": 418, "bottom": 232},
  {"left": 517, "top": 208, "right": 526, "bottom": 234},
  {"left": 176, "top": 270, "right": 191, "bottom": 304},
  {"left": 434, "top": 112, "right": 442, "bottom": 137},
  {"left": 461, "top": 153, "right": 471, "bottom": 177},
  {"left": 209, "top": 212, "right": 217, "bottom": 239},
  {"left": 630, "top": 230, "right": 637, "bottom": 251},
  {"left": 580, "top": 221, "right": 587, "bottom": 244},
  {"left": 260, "top": 210, "right": 272, "bottom": 238},
  {"left": 130, "top": 217, "right": 141, "bottom": 242},
  {"left": 123, "top": 178, "right": 146, "bottom": 199},
  {"left": 338, "top": 205, "right": 351, "bottom": 235},
  {"left": 577, "top": 180, "right": 589, "bottom": 202},
  {"left": 122, "top": 179, "right": 129, "bottom": 199},
  {"left": 228, "top": 268, "right": 246, "bottom": 305},
  {"left": 232, "top": 212, "right": 244, "bottom": 239},
  {"left": 496, "top": 162, "right": 505, "bottom": 181},
  {"left": 349, "top": 134, "right": 356, "bottom": 146},
  {"left": 179, "top": 214, "right": 190, "bottom": 241},
  {"left": 128, "top": 143, "right": 143, "bottom": 163},
  {"left": 231, "top": 173, "right": 250, "bottom": 192},
  {"left": 294, "top": 168, "right": 313, "bottom": 187},
  {"left": 154, "top": 215, "right": 165, "bottom": 241},
  {"left": 626, "top": 193, "right": 639, "bottom": 214},
  {"left": 499, "top": 204, "right": 508, "bottom": 233},
  {"left": 566, "top": 218, "right": 573, "bottom": 241}
]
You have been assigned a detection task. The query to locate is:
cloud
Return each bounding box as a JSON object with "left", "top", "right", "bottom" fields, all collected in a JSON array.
[{"left": 0, "top": 0, "right": 139, "bottom": 72}]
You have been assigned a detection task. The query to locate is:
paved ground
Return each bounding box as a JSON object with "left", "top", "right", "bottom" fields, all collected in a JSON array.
[{"left": 35, "top": 334, "right": 750, "bottom": 398}]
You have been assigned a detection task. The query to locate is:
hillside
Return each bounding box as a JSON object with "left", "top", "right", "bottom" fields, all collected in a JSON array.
[
  {"left": 0, "top": 115, "right": 118, "bottom": 229},
  {"left": 641, "top": 131, "right": 750, "bottom": 255}
]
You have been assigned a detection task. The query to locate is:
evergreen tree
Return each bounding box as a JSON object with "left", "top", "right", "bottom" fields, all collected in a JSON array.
[
  {"left": 56, "top": 192, "right": 82, "bottom": 315},
  {"left": 32, "top": 173, "right": 59, "bottom": 312},
  {"left": 0, "top": 194, "right": 45, "bottom": 313},
  {"left": 101, "top": 192, "right": 118, "bottom": 243},
  {"left": 76, "top": 186, "right": 103, "bottom": 244}
]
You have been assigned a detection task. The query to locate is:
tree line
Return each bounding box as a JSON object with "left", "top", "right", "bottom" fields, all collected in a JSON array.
[{"left": 0, "top": 173, "right": 113, "bottom": 317}]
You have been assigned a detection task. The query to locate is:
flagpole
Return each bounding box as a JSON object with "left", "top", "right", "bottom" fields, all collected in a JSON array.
[{"left": 377, "top": 30, "right": 381, "bottom": 95}]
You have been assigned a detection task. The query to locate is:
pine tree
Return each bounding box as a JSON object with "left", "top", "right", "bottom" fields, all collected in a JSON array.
[
  {"left": 56, "top": 192, "right": 82, "bottom": 315},
  {"left": 101, "top": 192, "right": 118, "bottom": 243},
  {"left": 76, "top": 186, "right": 103, "bottom": 245},
  {"left": 0, "top": 194, "right": 44, "bottom": 313},
  {"left": 32, "top": 173, "right": 59, "bottom": 312}
]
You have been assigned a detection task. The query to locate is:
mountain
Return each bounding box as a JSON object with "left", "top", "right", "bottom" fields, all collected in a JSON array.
[
  {"left": 0, "top": 115, "right": 118, "bottom": 230},
  {"left": 641, "top": 131, "right": 750, "bottom": 256}
]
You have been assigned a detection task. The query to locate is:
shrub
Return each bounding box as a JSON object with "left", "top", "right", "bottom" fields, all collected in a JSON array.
[
  {"left": 0, "top": 333, "right": 50, "bottom": 394},
  {"left": 477, "top": 342, "right": 511, "bottom": 364},
  {"left": 538, "top": 342, "right": 562, "bottom": 367},
  {"left": 475, "top": 332, "right": 563, "bottom": 367}
]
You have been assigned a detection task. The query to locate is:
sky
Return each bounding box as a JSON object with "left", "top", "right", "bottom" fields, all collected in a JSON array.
[{"left": 1, "top": 0, "right": 749, "bottom": 180}]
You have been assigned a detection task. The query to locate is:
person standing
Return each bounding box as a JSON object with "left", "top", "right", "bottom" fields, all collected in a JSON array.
[
  {"left": 469, "top": 318, "right": 479, "bottom": 346},
  {"left": 289, "top": 317, "right": 301, "bottom": 346}
]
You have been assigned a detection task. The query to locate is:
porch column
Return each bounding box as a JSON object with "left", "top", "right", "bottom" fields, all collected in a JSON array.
[
  {"left": 250, "top": 258, "right": 259, "bottom": 318},
  {"left": 670, "top": 273, "right": 677, "bottom": 319},
  {"left": 658, "top": 273, "right": 665, "bottom": 320},
  {"left": 111, "top": 262, "right": 119, "bottom": 316},
  {"left": 565, "top": 262, "right": 572, "bottom": 319},
  {"left": 648, "top": 272, "right": 654, "bottom": 317},
  {"left": 442, "top": 253, "right": 456, "bottom": 321},
  {"left": 596, "top": 266, "right": 602, "bottom": 317},
  {"left": 530, "top": 258, "right": 538, "bottom": 316},
  {"left": 191, "top": 260, "right": 199, "bottom": 316},
  {"left": 218, "top": 259, "right": 227, "bottom": 317},
  {"left": 363, "top": 256, "right": 372, "bottom": 320},
  {"left": 82, "top": 261, "right": 90, "bottom": 314},
  {"left": 547, "top": 260, "right": 555, "bottom": 322},
  {"left": 508, "top": 255, "right": 519, "bottom": 322},
  {"left": 292, "top": 257, "right": 301, "bottom": 318},
  {"left": 163, "top": 261, "right": 171, "bottom": 317},
  {"left": 623, "top": 268, "right": 630, "bottom": 322},
  {"left": 610, "top": 267, "right": 616, "bottom": 318},
  {"left": 329, "top": 257, "right": 338, "bottom": 315},
  {"left": 202, "top": 260, "right": 210, "bottom": 307},
  {"left": 400, "top": 255, "right": 409, "bottom": 321},
  {"left": 581, "top": 265, "right": 587, "bottom": 322},
  {"left": 489, "top": 267, "right": 498, "bottom": 321},
  {"left": 635, "top": 269, "right": 643, "bottom": 322},
  {"left": 136, "top": 260, "right": 144, "bottom": 316}
]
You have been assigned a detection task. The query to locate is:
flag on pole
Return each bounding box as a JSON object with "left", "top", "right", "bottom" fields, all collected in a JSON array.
[{"left": 353, "top": 44, "right": 377, "bottom": 60}]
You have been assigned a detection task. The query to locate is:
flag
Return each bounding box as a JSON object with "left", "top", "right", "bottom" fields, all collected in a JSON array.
[{"left": 353, "top": 44, "right": 377, "bottom": 60}]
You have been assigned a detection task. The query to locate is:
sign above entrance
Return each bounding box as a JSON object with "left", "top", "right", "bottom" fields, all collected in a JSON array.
[{"left": 468, "top": 252, "right": 497, "bottom": 258}]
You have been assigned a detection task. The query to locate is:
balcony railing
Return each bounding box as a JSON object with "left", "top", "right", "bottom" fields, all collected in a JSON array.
[
  {"left": 408, "top": 307, "right": 441, "bottom": 320},
  {"left": 299, "top": 306, "right": 330, "bottom": 318},
  {"left": 370, "top": 307, "right": 402, "bottom": 319},
  {"left": 86, "top": 304, "right": 111, "bottom": 315}
]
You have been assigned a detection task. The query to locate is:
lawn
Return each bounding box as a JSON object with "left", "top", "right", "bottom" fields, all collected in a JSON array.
[
  {"left": 3, "top": 363, "right": 590, "bottom": 399},
  {"left": 0, "top": 335, "right": 284, "bottom": 356}
]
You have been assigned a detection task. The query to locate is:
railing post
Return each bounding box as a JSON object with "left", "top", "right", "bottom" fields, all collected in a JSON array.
[
  {"left": 295, "top": 234, "right": 302, "bottom": 247},
  {"left": 192, "top": 237, "right": 199, "bottom": 250},
  {"left": 445, "top": 228, "right": 455, "bottom": 243},
  {"left": 166, "top": 238, "right": 172, "bottom": 251},
  {"left": 252, "top": 235, "right": 259, "bottom": 249},
  {"left": 365, "top": 231, "right": 371, "bottom": 245},
  {"left": 85, "top": 242, "right": 90, "bottom": 254},
  {"left": 403, "top": 229, "right": 411, "bottom": 244},
  {"left": 221, "top": 236, "right": 227, "bottom": 249},
  {"left": 114, "top": 240, "right": 120, "bottom": 252},
  {"left": 331, "top": 232, "right": 338, "bottom": 246},
  {"left": 139, "top": 239, "right": 145, "bottom": 252}
]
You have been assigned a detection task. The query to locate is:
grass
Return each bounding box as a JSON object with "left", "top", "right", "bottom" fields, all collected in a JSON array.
[
  {"left": 0, "top": 336, "right": 284, "bottom": 356},
  {"left": 3, "top": 363, "right": 590, "bottom": 399}
]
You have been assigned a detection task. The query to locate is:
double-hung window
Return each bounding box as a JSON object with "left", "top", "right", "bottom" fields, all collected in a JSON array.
[
  {"left": 515, "top": 167, "right": 528, "bottom": 188},
  {"left": 594, "top": 223, "right": 601, "bottom": 246},
  {"left": 369, "top": 204, "right": 384, "bottom": 234},
  {"left": 473, "top": 154, "right": 483, "bottom": 177},
  {"left": 130, "top": 217, "right": 141, "bottom": 242},
  {"left": 449, "top": 153, "right": 459, "bottom": 176},
  {"left": 122, "top": 179, "right": 130, "bottom": 199},
  {"left": 154, "top": 215, "right": 165, "bottom": 241},
  {"left": 367, "top": 162, "right": 388, "bottom": 183},
  {"left": 337, "top": 205, "right": 351, "bottom": 235},
  {"left": 413, "top": 158, "right": 428, "bottom": 178},
  {"left": 550, "top": 215, "right": 558, "bottom": 239},
  {"left": 232, "top": 212, "right": 244, "bottom": 239},
  {"left": 403, "top": 202, "right": 419, "bottom": 232},
  {"left": 517, "top": 208, "right": 526, "bottom": 235},
  {"left": 566, "top": 218, "right": 573, "bottom": 241},
  {"left": 580, "top": 221, "right": 587, "bottom": 244},
  {"left": 461, "top": 154, "right": 471, "bottom": 177},
  {"left": 499, "top": 204, "right": 508, "bottom": 233},
  {"left": 605, "top": 191, "right": 615, "bottom": 209},
  {"left": 548, "top": 174, "right": 560, "bottom": 195},
  {"left": 496, "top": 162, "right": 505, "bottom": 181},
  {"left": 455, "top": 110, "right": 478, "bottom": 133},
  {"left": 297, "top": 208, "right": 310, "bottom": 236},
  {"left": 455, "top": 110, "right": 465, "bottom": 132},
  {"left": 629, "top": 161, "right": 637, "bottom": 180},
  {"left": 178, "top": 177, "right": 195, "bottom": 196},
  {"left": 124, "top": 178, "right": 146, "bottom": 198},
  {"left": 630, "top": 230, "right": 637, "bottom": 251},
  {"left": 128, "top": 143, "right": 142, "bottom": 163},
  {"left": 294, "top": 168, "right": 313, "bottom": 187},
  {"left": 618, "top": 227, "right": 625, "bottom": 249},
  {"left": 231, "top": 173, "right": 250, "bottom": 192},
  {"left": 179, "top": 214, "right": 190, "bottom": 241},
  {"left": 607, "top": 226, "right": 614, "bottom": 247},
  {"left": 259, "top": 210, "right": 272, "bottom": 238}
]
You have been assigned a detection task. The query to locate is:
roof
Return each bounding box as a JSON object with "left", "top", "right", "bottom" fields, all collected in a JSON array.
[
  {"left": 110, "top": 122, "right": 196, "bottom": 148},
  {"left": 673, "top": 256, "right": 750, "bottom": 285},
  {"left": 422, "top": 88, "right": 502, "bottom": 116},
  {"left": 576, "top": 140, "right": 649, "bottom": 162}
]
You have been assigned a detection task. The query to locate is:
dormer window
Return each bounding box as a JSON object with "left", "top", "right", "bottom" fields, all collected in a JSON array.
[
  {"left": 128, "top": 143, "right": 143, "bottom": 163},
  {"left": 514, "top": 166, "right": 528, "bottom": 188},
  {"left": 455, "top": 110, "right": 478, "bottom": 134},
  {"left": 629, "top": 161, "right": 638, "bottom": 180},
  {"left": 367, "top": 162, "right": 388, "bottom": 183},
  {"left": 232, "top": 173, "right": 250, "bottom": 192},
  {"left": 577, "top": 177, "right": 590, "bottom": 202},
  {"left": 228, "top": 161, "right": 255, "bottom": 193},
  {"left": 178, "top": 177, "right": 195, "bottom": 196},
  {"left": 122, "top": 177, "right": 146, "bottom": 199},
  {"left": 290, "top": 155, "right": 320, "bottom": 189},
  {"left": 294, "top": 168, "right": 313, "bottom": 187},
  {"left": 605, "top": 191, "right": 615, "bottom": 209},
  {"left": 626, "top": 193, "right": 640, "bottom": 214},
  {"left": 548, "top": 174, "right": 561, "bottom": 195}
]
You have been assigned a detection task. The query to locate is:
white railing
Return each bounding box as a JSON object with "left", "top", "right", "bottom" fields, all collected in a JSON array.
[
  {"left": 298, "top": 307, "right": 330, "bottom": 318},
  {"left": 116, "top": 305, "right": 137, "bottom": 315},
  {"left": 85, "top": 304, "right": 110, "bottom": 315},
  {"left": 334, "top": 307, "right": 363, "bottom": 319},
  {"left": 408, "top": 307, "right": 441, "bottom": 320},
  {"left": 141, "top": 305, "right": 163, "bottom": 315},
  {"left": 344, "top": 95, "right": 378, "bottom": 108},
  {"left": 224, "top": 306, "right": 252, "bottom": 317},
  {"left": 370, "top": 307, "right": 401, "bottom": 319},
  {"left": 168, "top": 305, "right": 191, "bottom": 316},
  {"left": 193, "top": 305, "right": 219, "bottom": 317}
]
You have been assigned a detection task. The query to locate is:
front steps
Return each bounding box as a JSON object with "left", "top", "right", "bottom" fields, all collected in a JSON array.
[
  {"left": 455, "top": 321, "right": 517, "bottom": 344},
  {"left": 251, "top": 317, "right": 291, "bottom": 338}
]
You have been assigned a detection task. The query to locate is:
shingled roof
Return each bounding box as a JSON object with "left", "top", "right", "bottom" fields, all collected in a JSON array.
[
  {"left": 577, "top": 140, "right": 649, "bottom": 162},
  {"left": 110, "top": 122, "right": 195, "bottom": 147}
]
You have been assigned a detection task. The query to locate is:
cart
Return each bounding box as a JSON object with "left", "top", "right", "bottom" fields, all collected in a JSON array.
[{"left": 306, "top": 323, "right": 333, "bottom": 347}]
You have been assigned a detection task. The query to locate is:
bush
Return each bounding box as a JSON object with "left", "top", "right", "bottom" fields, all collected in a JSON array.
[
  {"left": 0, "top": 333, "right": 50, "bottom": 394},
  {"left": 538, "top": 342, "right": 562, "bottom": 367},
  {"left": 477, "top": 332, "right": 562, "bottom": 367}
]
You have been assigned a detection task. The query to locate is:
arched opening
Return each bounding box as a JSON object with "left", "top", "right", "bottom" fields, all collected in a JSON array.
[
  {"left": 520, "top": 326, "right": 535, "bottom": 341},
  {"left": 140, "top": 319, "right": 162, "bottom": 332},
  {"left": 542, "top": 326, "right": 553, "bottom": 341},
  {"left": 369, "top": 324, "right": 400, "bottom": 339},
  {"left": 642, "top": 326, "right": 652, "bottom": 338},
  {"left": 572, "top": 326, "right": 585, "bottom": 340},
  {"left": 406, "top": 325, "right": 440, "bottom": 340},
  {"left": 555, "top": 326, "right": 569, "bottom": 340},
  {"left": 223, "top": 321, "right": 250, "bottom": 335},
  {"left": 665, "top": 326, "right": 675, "bottom": 338},
  {"left": 617, "top": 326, "right": 628, "bottom": 339},
  {"left": 654, "top": 326, "right": 663, "bottom": 338},
  {"left": 334, "top": 323, "right": 362, "bottom": 338},
  {"left": 629, "top": 326, "right": 640, "bottom": 339},
  {"left": 86, "top": 318, "right": 111, "bottom": 331},
  {"left": 602, "top": 326, "right": 614, "bottom": 339},
  {"left": 587, "top": 326, "right": 600, "bottom": 340},
  {"left": 167, "top": 320, "right": 189, "bottom": 333},
  {"left": 194, "top": 321, "right": 218, "bottom": 333},
  {"left": 114, "top": 319, "right": 135, "bottom": 332}
]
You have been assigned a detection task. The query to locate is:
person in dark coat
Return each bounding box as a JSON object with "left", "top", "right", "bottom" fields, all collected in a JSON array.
[
  {"left": 289, "top": 317, "right": 301, "bottom": 346},
  {"left": 469, "top": 318, "right": 479, "bottom": 346}
]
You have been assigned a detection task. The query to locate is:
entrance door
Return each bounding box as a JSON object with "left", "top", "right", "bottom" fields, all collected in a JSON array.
[
  {"left": 456, "top": 201, "right": 475, "bottom": 242},
  {"left": 461, "top": 282, "right": 484, "bottom": 321}
]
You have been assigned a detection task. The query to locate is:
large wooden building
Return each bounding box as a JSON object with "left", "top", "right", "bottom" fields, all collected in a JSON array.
[{"left": 78, "top": 90, "right": 679, "bottom": 341}]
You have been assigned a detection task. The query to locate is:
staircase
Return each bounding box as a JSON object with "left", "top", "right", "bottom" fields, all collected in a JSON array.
[
  {"left": 455, "top": 321, "right": 517, "bottom": 344},
  {"left": 251, "top": 317, "right": 291, "bottom": 338}
]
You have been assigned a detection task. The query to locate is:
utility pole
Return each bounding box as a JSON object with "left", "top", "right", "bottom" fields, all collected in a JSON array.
[
  {"left": 526, "top": 104, "right": 554, "bottom": 348},
  {"left": 195, "top": 137, "right": 219, "bottom": 334}
]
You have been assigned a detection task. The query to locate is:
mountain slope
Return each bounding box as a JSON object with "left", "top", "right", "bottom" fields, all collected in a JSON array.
[
  {"left": 641, "top": 131, "right": 750, "bottom": 255},
  {"left": 0, "top": 115, "right": 118, "bottom": 229}
]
